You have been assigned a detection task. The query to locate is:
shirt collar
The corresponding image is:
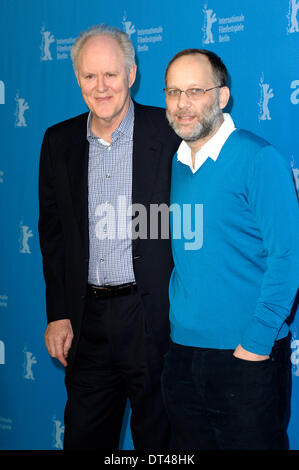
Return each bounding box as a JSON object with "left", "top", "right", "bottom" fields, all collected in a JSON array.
[
  {"left": 87, "top": 98, "right": 134, "bottom": 145},
  {"left": 177, "top": 113, "right": 236, "bottom": 173}
]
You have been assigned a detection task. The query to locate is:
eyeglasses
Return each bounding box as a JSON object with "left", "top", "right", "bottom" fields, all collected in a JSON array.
[{"left": 163, "top": 86, "right": 222, "bottom": 100}]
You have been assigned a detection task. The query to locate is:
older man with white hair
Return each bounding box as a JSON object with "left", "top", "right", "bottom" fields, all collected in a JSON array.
[{"left": 38, "top": 24, "right": 180, "bottom": 450}]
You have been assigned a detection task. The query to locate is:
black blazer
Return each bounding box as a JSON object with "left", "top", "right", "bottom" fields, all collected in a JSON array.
[{"left": 38, "top": 101, "right": 181, "bottom": 371}]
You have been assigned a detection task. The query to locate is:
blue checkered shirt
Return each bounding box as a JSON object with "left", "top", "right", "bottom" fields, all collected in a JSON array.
[{"left": 87, "top": 99, "right": 135, "bottom": 286}]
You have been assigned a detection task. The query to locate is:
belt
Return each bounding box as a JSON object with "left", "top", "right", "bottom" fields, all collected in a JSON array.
[{"left": 87, "top": 282, "right": 137, "bottom": 298}]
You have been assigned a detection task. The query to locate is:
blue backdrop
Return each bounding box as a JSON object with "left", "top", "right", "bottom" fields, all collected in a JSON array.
[{"left": 0, "top": 0, "right": 298, "bottom": 450}]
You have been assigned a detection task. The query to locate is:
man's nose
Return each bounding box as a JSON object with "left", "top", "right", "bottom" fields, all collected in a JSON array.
[
  {"left": 95, "top": 75, "right": 108, "bottom": 92},
  {"left": 177, "top": 91, "right": 191, "bottom": 108}
]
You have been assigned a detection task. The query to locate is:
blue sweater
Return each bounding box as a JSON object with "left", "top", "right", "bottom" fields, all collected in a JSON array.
[{"left": 169, "top": 129, "right": 299, "bottom": 355}]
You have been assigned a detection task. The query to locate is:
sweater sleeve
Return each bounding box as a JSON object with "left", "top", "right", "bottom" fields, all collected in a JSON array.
[{"left": 241, "top": 145, "right": 299, "bottom": 355}]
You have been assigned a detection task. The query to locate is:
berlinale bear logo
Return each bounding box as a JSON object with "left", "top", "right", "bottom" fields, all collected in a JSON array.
[
  {"left": 14, "top": 93, "right": 29, "bottom": 127},
  {"left": 287, "top": 0, "right": 299, "bottom": 33},
  {"left": 40, "top": 25, "right": 55, "bottom": 61}
]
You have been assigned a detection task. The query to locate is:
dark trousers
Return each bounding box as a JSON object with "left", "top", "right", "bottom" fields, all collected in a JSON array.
[
  {"left": 64, "top": 289, "right": 171, "bottom": 450},
  {"left": 161, "top": 336, "right": 292, "bottom": 450}
]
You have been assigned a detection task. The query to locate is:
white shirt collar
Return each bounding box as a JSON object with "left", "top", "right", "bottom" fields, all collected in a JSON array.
[{"left": 177, "top": 113, "right": 236, "bottom": 173}]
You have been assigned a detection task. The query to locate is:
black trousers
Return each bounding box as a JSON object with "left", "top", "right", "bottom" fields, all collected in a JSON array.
[
  {"left": 161, "top": 336, "right": 292, "bottom": 450},
  {"left": 64, "top": 289, "right": 171, "bottom": 450}
]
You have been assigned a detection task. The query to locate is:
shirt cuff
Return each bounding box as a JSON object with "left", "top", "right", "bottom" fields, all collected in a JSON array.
[{"left": 241, "top": 316, "right": 280, "bottom": 355}]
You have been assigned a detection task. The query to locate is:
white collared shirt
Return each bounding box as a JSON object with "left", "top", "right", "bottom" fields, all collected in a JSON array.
[{"left": 177, "top": 113, "right": 236, "bottom": 173}]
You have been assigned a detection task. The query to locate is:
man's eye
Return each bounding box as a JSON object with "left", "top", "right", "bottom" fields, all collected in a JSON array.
[
  {"left": 169, "top": 89, "right": 180, "bottom": 96},
  {"left": 190, "top": 88, "right": 204, "bottom": 96}
]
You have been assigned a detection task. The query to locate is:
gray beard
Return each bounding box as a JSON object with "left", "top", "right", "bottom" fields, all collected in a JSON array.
[{"left": 166, "top": 97, "right": 223, "bottom": 142}]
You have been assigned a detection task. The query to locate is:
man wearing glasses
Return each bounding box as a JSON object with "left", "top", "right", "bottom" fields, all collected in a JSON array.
[{"left": 161, "top": 49, "right": 299, "bottom": 449}]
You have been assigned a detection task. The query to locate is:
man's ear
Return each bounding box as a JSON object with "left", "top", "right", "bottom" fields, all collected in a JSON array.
[
  {"left": 75, "top": 71, "right": 80, "bottom": 87},
  {"left": 128, "top": 64, "right": 137, "bottom": 89},
  {"left": 219, "top": 86, "right": 230, "bottom": 110}
]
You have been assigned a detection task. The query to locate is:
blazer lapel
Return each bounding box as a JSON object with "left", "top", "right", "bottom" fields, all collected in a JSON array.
[
  {"left": 132, "top": 102, "right": 162, "bottom": 207},
  {"left": 65, "top": 114, "right": 89, "bottom": 257},
  {"left": 132, "top": 102, "right": 163, "bottom": 256}
]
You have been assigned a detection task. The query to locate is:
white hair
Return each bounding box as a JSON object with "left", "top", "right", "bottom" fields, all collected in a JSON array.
[{"left": 71, "top": 23, "right": 136, "bottom": 75}]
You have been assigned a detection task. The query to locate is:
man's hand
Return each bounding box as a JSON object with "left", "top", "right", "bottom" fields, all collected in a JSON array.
[
  {"left": 45, "top": 319, "right": 73, "bottom": 367},
  {"left": 233, "top": 344, "right": 269, "bottom": 361}
]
